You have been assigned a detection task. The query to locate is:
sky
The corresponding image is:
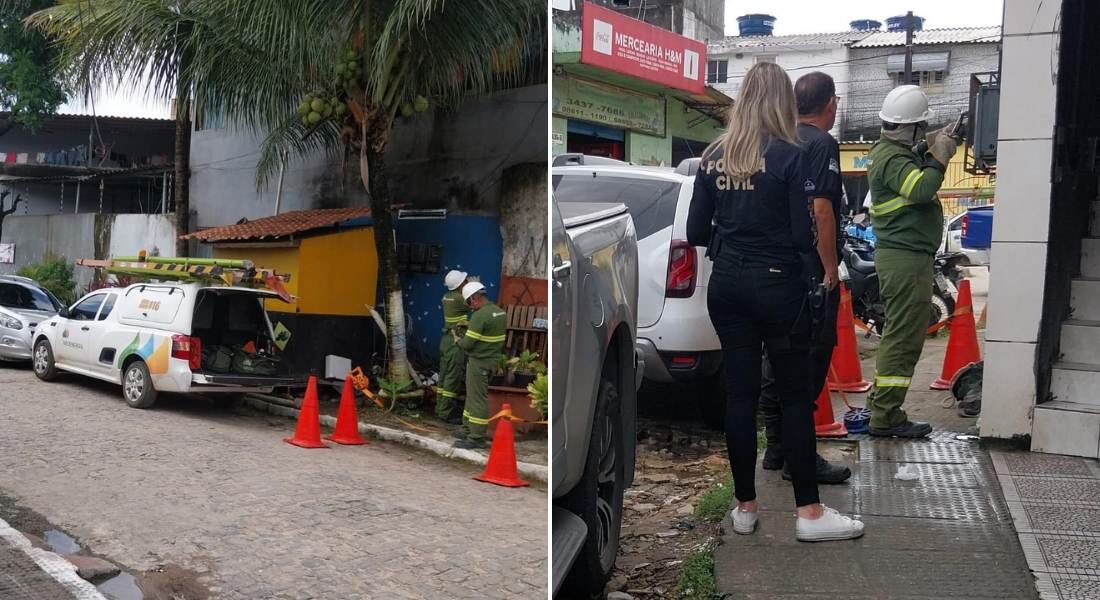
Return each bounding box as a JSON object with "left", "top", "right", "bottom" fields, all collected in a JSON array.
[{"left": 724, "top": 0, "right": 1004, "bottom": 36}]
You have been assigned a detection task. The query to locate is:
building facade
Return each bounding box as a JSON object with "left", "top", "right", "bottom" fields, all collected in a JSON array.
[
  {"left": 581, "top": 0, "right": 724, "bottom": 42},
  {"left": 982, "top": 0, "right": 1100, "bottom": 457},
  {"left": 552, "top": 8, "right": 729, "bottom": 167}
]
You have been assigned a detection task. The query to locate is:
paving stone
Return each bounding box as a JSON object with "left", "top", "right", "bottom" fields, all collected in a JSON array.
[
  {"left": 65, "top": 554, "right": 120, "bottom": 580},
  {"left": 0, "top": 366, "right": 546, "bottom": 599}
]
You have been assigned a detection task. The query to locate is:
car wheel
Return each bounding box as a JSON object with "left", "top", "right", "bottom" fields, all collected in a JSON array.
[
  {"left": 697, "top": 370, "right": 727, "bottom": 431},
  {"left": 32, "top": 339, "right": 58, "bottom": 382},
  {"left": 122, "top": 361, "right": 158, "bottom": 409},
  {"left": 560, "top": 380, "right": 624, "bottom": 599}
]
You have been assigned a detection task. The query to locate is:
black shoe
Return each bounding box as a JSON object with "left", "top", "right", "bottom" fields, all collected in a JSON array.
[
  {"left": 782, "top": 455, "right": 852, "bottom": 484},
  {"left": 762, "top": 446, "right": 784, "bottom": 471},
  {"left": 453, "top": 428, "right": 466, "bottom": 439},
  {"left": 453, "top": 438, "right": 487, "bottom": 450},
  {"left": 957, "top": 401, "right": 980, "bottom": 418},
  {"left": 869, "top": 420, "right": 933, "bottom": 438}
]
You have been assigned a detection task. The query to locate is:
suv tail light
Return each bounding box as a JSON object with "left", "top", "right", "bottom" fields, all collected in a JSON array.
[
  {"left": 172, "top": 334, "right": 202, "bottom": 370},
  {"left": 665, "top": 240, "right": 697, "bottom": 298},
  {"left": 961, "top": 214, "right": 969, "bottom": 238}
]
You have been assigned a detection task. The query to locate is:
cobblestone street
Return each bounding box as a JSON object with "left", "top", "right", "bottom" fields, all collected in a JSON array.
[{"left": 0, "top": 363, "right": 547, "bottom": 599}]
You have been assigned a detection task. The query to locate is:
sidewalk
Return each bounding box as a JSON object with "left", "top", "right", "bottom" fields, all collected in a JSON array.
[
  {"left": 714, "top": 335, "right": 1040, "bottom": 600},
  {"left": 0, "top": 519, "right": 104, "bottom": 600}
]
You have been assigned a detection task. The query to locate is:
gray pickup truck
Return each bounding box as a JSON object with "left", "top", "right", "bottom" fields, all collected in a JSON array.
[{"left": 552, "top": 197, "right": 640, "bottom": 598}]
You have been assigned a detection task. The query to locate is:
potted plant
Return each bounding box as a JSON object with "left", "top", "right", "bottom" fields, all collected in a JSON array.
[
  {"left": 528, "top": 372, "right": 547, "bottom": 419},
  {"left": 490, "top": 353, "right": 510, "bottom": 387},
  {"left": 505, "top": 350, "right": 544, "bottom": 388}
]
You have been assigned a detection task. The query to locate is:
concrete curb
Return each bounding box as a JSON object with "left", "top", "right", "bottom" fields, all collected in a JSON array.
[
  {"left": 243, "top": 395, "right": 548, "bottom": 483},
  {"left": 0, "top": 518, "right": 107, "bottom": 600}
]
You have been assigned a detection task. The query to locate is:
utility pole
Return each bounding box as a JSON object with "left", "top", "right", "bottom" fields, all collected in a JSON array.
[{"left": 903, "top": 10, "right": 915, "bottom": 85}]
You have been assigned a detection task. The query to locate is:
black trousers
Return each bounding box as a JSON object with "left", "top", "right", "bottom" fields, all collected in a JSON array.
[
  {"left": 761, "top": 286, "right": 840, "bottom": 452},
  {"left": 707, "top": 255, "right": 820, "bottom": 507}
]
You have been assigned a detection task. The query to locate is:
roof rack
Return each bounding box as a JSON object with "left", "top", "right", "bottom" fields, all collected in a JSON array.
[{"left": 77, "top": 252, "right": 293, "bottom": 302}]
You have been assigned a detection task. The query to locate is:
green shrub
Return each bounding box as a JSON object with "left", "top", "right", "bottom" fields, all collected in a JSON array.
[
  {"left": 527, "top": 372, "right": 547, "bottom": 417},
  {"left": 17, "top": 256, "right": 76, "bottom": 305},
  {"left": 694, "top": 476, "right": 733, "bottom": 523},
  {"left": 674, "top": 547, "right": 719, "bottom": 600}
]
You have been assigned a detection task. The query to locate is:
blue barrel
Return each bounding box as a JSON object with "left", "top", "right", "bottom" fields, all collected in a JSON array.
[
  {"left": 849, "top": 19, "right": 882, "bottom": 31},
  {"left": 736, "top": 14, "right": 776, "bottom": 36},
  {"left": 886, "top": 15, "right": 924, "bottom": 32}
]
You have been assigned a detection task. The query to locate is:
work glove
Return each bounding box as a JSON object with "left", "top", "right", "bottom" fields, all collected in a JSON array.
[{"left": 926, "top": 128, "right": 960, "bottom": 167}]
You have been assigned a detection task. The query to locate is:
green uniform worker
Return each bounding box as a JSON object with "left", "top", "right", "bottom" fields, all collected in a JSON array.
[
  {"left": 866, "top": 84, "right": 960, "bottom": 438},
  {"left": 435, "top": 270, "right": 469, "bottom": 423},
  {"left": 453, "top": 281, "right": 507, "bottom": 449}
]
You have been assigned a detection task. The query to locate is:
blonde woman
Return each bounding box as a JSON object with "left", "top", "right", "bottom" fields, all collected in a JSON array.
[{"left": 686, "top": 62, "right": 864, "bottom": 542}]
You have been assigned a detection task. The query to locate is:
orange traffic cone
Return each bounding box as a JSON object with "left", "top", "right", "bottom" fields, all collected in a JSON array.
[
  {"left": 474, "top": 404, "right": 529, "bottom": 488},
  {"left": 284, "top": 376, "right": 328, "bottom": 448},
  {"left": 327, "top": 375, "right": 367, "bottom": 445},
  {"left": 931, "top": 279, "right": 981, "bottom": 390},
  {"left": 828, "top": 283, "right": 872, "bottom": 393},
  {"left": 814, "top": 383, "right": 848, "bottom": 438}
]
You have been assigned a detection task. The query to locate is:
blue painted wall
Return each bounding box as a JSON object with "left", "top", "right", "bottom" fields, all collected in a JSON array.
[{"left": 395, "top": 214, "right": 502, "bottom": 364}]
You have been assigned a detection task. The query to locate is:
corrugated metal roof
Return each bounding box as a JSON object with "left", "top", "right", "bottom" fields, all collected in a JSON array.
[
  {"left": 710, "top": 31, "right": 872, "bottom": 52},
  {"left": 183, "top": 207, "right": 373, "bottom": 242},
  {"left": 851, "top": 26, "right": 1001, "bottom": 48}
]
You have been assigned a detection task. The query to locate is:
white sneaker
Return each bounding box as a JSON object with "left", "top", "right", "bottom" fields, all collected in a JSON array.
[
  {"left": 795, "top": 505, "right": 864, "bottom": 542},
  {"left": 730, "top": 505, "right": 758, "bottom": 535}
]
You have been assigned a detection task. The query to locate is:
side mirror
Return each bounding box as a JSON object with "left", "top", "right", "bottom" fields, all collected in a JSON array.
[{"left": 58, "top": 307, "right": 71, "bottom": 318}]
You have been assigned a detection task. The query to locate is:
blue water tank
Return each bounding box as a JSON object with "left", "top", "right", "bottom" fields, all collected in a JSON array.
[
  {"left": 886, "top": 15, "right": 924, "bottom": 32},
  {"left": 737, "top": 14, "right": 776, "bottom": 36},
  {"left": 849, "top": 19, "right": 882, "bottom": 32}
]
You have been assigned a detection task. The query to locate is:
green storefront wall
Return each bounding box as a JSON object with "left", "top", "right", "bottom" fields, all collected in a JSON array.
[{"left": 552, "top": 73, "right": 725, "bottom": 166}]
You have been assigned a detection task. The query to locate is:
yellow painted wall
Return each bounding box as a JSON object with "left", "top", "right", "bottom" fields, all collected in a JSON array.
[
  {"left": 297, "top": 227, "right": 379, "bottom": 316},
  {"left": 840, "top": 142, "right": 994, "bottom": 196},
  {"left": 212, "top": 244, "right": 300, "bottom": 314}
]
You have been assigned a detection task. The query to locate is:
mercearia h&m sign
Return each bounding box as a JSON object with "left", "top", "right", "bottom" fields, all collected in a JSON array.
[{"left": 580, "top": 2, "right": 705, "bottom": 95}]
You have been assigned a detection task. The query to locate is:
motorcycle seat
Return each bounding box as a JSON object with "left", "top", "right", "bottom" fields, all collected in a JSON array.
[{"left": 849, "top": 253, "right": 876, "bottom": 274}]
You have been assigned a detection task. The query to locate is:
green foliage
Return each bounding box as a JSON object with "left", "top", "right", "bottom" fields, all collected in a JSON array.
[
  {"left": 674, "top": 547, "right": 719, "bottom": 600},
  {"left": 0, "top": 0, "right": 66, "bottom": 132},
  {"left": 17, "top": 255, "right": 75, "bottom": 305},
  {"left": 527, "top": 372, "right": 547, "bottom": 417},
  {"left": 693, "top": 476, "right": 733, "bottom": 523},
  {"left": 505, "top": 349, "right": 544, "bottom": 375}
]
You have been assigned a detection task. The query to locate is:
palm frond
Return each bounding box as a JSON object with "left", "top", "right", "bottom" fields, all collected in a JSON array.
[{"left": 254, "top": 115, "right": 342, "bottom": 189}]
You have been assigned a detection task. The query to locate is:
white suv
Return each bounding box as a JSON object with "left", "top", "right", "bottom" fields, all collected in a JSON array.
[
  {"left": 553, "top": 155, "right": 724, "bottom": 427},
  {"left": 32, "top": 282, "right": 301, "bottom": 408}
]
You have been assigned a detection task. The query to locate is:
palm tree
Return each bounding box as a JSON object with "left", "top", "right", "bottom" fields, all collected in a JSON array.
[{"left": 29, "top": 0, "right": 544, "bottom": 387}]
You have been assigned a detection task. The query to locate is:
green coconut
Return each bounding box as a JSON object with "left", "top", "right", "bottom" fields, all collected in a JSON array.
[
  {"left": 310, "top": 98, "right": 326, "bottom": 112},
  {"left": 308, "top": 111, "right": 322, "bottom": 124},
  {"left": 334, "top": 102, "right": 347, "bottom": 116},
  {"left": 301, "top": 115, "right": 311, "bottom": 126},
  {"left": 413, "top": 95, "right": 429, "bottom": 113},
  {"left": 400, "top": 103, "right": 414, "bottom": 118},
  {"left": 298, "top": 101, "right": 311, "bottom": 116}
]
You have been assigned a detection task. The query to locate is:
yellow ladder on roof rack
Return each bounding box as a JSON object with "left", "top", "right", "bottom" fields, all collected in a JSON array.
[{"left": 77, "top": 252, "right": 294, "bottom": 302}]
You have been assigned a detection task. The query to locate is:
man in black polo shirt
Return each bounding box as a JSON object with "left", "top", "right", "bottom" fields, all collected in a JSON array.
[{"left": 760, "top": 71, "right": 849, "bottom": 484}]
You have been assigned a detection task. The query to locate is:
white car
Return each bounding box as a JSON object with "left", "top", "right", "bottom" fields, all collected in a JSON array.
[
  {"left": 32, "top": 282, "right": 300, "bottom": 408},
  {"left": 553, "top": 155, "right": 724, "bottom": 428}
]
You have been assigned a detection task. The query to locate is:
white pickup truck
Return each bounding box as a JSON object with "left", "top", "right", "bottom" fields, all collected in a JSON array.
[{"left": 32, "top": 282, "right": 301, "bottom": 408}]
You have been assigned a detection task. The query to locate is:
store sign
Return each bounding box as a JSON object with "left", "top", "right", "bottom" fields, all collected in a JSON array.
[
  {"left": 580, "top": 2, "right": 706, "bottom": 94},
  {"left": 553, "top": 77, "right": 666, "bottom": 136}
]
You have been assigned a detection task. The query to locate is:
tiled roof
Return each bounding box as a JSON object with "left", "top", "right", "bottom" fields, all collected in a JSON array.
[
  {"left": 183, "top": 206, "right": 372, "bottom": 242},
  {"left": 710, "top": 31, "right": 872, "bottom": 52},
  {"left": 851, "top": 26, "right": 1001, "bottom": 48}
]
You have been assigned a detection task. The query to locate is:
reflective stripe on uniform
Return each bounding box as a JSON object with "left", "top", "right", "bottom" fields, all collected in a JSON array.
[
  {"left": 870, "top": 196, "right": 908, "bottom": 217},
  {"left": 875, "top": 375, "right": 912, "bottom": 388},
  {"left": 465, "top": 330, "right": 506, "bottom": 343},
  {"left": 435, "top": 387, "right": 457, "bottom": 398},
  {"left": 444, "top": 315, "right": 465, "bottom": 324},
  {"left": 898, "top": 167, "right": 925, "bottom": 199},
  {"left": 463, "top": 409, "right": 489, "bottom": 425}
]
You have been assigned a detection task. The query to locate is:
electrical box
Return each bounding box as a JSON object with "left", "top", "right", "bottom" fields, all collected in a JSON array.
[{"left": 973, "top": 85, "right": 999, "bottom": 165}]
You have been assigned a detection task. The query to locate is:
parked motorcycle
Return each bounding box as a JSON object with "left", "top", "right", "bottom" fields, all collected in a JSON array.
[{"left": 840, "top": 214, "right": 958, "bottom": 335}]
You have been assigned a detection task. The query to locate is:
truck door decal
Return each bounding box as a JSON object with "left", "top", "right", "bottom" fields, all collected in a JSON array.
[{"left": 116, "top": 333, "right": 170, "bottom": 374}]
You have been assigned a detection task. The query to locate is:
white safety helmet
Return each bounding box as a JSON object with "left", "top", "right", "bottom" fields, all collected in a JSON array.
[
  {"left": 461, "top": 281, "right": 486, "bottom": 302},
  {"left": 444, "top": 269, "right": 467, "bottom": 291},
  {"left": 879, "top": 85, "right": 934, "bottom": 124}
]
